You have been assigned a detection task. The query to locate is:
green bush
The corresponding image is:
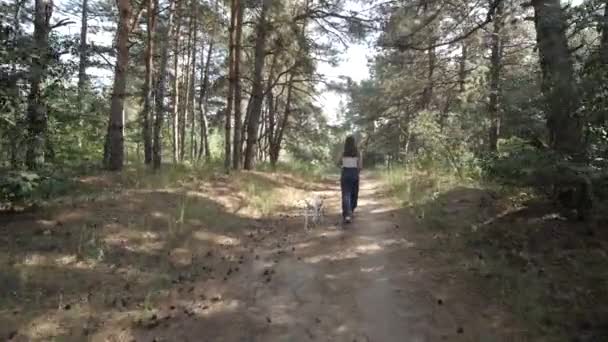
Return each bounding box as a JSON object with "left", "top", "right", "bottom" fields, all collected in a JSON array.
[
  {"left": 0, "top": 171, "right": 41, "bottom": 204},
  {"left": 409, "top": 110, "right": 483, "bottom": 179},
  {"left": 481, "top": 137, "right": 560, "bottom": 185}
]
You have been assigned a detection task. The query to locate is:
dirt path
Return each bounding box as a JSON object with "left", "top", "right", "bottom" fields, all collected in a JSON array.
[
  {"left": 1, "top": 173, "right": 524, "bottom": 341},
  {"left": 129, "top": 175, "right": 520, "bottom": 342}
]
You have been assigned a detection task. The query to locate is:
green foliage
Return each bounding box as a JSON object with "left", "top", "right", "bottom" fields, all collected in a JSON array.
[
  {"left": 0, "top": 169, "right": 86, "bottom": 208},
  {"left": 481, "top": 137, "right": 559, "bottom": 184},
  {"left": 409, "top": 111, "right": 483, "bottom": 179},
  {"left": 0, "top": 171, "right": 41, "bottom": 205},
  {"left": 47, "top": 86, "right": 109, "bottom": 167}
]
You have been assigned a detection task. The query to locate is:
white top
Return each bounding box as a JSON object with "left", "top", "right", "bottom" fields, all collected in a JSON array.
[{"left": 342, "top": 156, "right": 361, "bottom": 169}]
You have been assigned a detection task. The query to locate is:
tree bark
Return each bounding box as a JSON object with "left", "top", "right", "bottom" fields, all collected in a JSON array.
[
  {"left": 180, "top": 10, "right": 193, "bottom": 162},
  {"left": 172, "top": 2, "right": 182, "bottom": 163},
  {"left": 225, "top": 0, "right": 237, "bottom": 171},
  {"left": 262, "top": 52, "right": 278, "bottom": 162},
  {"left": 232, "top": 0, "right": 244, "bottom": 169},
  {"left": 77, "top": 0, "right": 88, "bottom": 95},
  {"left": 106, "top": 0, "right": 132, "bottom": 170},
  {"left": 198, "top": 39, "right": 213, "bottom": 160},
  {"left": 141, "top": 0, "right": 156, "bottom": 165},
  {"left": 270, "top": 73, "right": 294, "bottom": 167},
  {"left": 267, "top": 87, "right": 277, "bottom": 164},
  {"left": 25, "top": 0, "right": 54, "bottom": 170},
  {"left": 458, "top": 42, "right": 467, "bottom": 94},
  {"left": 243, "top": 0, "right": 272, "bottom": 170},
  {"left": 152, "top": 0, "right": 176, "bottom": 170},
  {"left": 189, "top": 14, "right": 198, "bottom": 162},
  {"left": 532, "top": 0, "right": 582, "bottom": 157},
  {"left": 488, "top": 0, "right": 503, "bottom": 152},
  {"left": 419, "top": 44, "right": 435, "bottom": 111},
  {"left": 77, "top": 0, "right": 88, "bottom": 148}
]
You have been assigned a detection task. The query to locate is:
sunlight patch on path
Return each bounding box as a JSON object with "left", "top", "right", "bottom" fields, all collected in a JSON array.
[{"left": 192, "top": 230, "right": 241, "bottom": 246}]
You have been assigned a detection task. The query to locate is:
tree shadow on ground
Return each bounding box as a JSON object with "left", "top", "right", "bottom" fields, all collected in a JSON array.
[
  {"left": 0, "top": 185, "right": 278, "bottom": 340},
  {"left": 408, "top": 185, "right": 608, "bottom": 341},
  {"left": 0, "top": 173, "right": 358, "bottom": 342},
  {"left": 6, "top": 177, "right": 600, "bottom": 341}
]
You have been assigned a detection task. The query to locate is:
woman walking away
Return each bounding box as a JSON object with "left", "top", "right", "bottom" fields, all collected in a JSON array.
[{"left": 340, "top": 135, "right": 362, "bottom": 224}]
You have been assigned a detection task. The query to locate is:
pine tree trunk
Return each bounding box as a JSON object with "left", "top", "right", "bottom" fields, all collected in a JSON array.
[
  {"left": 172, "top": 3, "right": 182, "bottom": 163},
  {"left": 232, "top": 0, "right": 243, "bottom": 169},
  {"left": 78, "top": 0, "right": 88, "bottom": 96},
  {"left": 255, "top": 51, "right": 277, "bottom": 165},
  {"left": 189, "top": 8, "right": 198, "bottom": 162},
  {"left": 270, "top": 74, "right": 294, "bottom": 167},
  {"left": 25, "top": 0, "right": 54, "bottom": 170},
  {"left": 240, "top": 96, "right": 252, "bottom": 159},
  {"left": 180, "top": 13, "right": 193, "bottom": 162},
  {"left": 198, "top": 39, "right": 213, "bottom": 160},
  {"left": 267, "top": 89, "right": 276, "bottom": 164},
  {"left": 77, "top": 0, "right": 88, "bottom": 148},
  {"left": 106, "top": 0, "right": 131, "bottom": 170},
  {"left": 419, "top": 44, "right": 435, "bottom": 111},
  {"left": 153, "top": 0, "right": 175, "bottom": 170},
  {"left": 458, "top": 42, "right": 467, "bottom": 94},
  {"left": 225, "top": 0, "right": 237, "bottom": 171},
  {"left": 142, "top": 0, "right": 156, "bottom": 165},
  {"left": 532, "top": 0, "right": 582, "bottom": 157},
  {"left": 243, "top": 0, "right": 271, "bottom": 170},
  {"left": 488, "top": 1, "right": 503, "bottom": 152}
]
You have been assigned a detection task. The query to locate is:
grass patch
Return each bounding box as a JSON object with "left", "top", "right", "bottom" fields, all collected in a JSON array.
[
  {"left": 376, "top": 166, "right": 478, "bottom": 207},
  {"left": 118, "top": 160, "right": 224, "bottom": 189},
  {"left": 258, "top": 160, "right": 337, "bottom": 183}
]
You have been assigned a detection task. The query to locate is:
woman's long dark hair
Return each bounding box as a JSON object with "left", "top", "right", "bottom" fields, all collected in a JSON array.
[{"left": 343, "top": 135, "right": 358, "bottom": 157}]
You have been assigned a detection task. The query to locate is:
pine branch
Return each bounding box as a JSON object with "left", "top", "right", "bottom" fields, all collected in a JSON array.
[{"left": 383, "top": 0, "right": 504, "bottom": 51}]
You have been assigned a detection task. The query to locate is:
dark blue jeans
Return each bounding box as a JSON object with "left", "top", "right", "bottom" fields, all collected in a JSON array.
[{"left": 341, "top": 167, "right": 360, "bottom": 218}]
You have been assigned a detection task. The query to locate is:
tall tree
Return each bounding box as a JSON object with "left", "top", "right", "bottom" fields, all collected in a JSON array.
[
  {"left": 232, "top": 0, "right": 243, "bottom": 170},
  {"left": 531, "top": 0, "right": 583, "bottom": 156},
  {"left": 458, "top": 42, "right": 467, "bottom": 94},
  {"left": 198, "top": 38, "right": 213, "bottom": 160},
  {"left": 153, "top": 0, "right": 176, "bottom": 169},
  {"left": 189, "top": 9, "right": 198, "bottom": 161},
  {"left": 26, "top": 0, "right": 54, "bottom": 169},
  {"left": 142, "top": 0, "right": 157, "bottom": 165},
  {"left": 243, "top": 0, "right": 271, "bottom": 170},
  {"left": 77, "top": 0, "right": 89, "bottom": 146},
  {"left": 488, "top": 0, "right": 504, "bottom": 152},
  {"left": 172, "top": 0, "right": 182, "bottom": 163},
  {"left": 78, "top": 0, "right": 89, "bottom": 109},
  {"left": 269, "top": 73, "right": 294, "bottom": 166},
  {"left": 105, "top": 0, "right": 133, "bottom": 170},
  {"left": 225, "top": 0, "right": 237, "bottom": 171},
  {"left": 179, "top": 6, "right": 193, "bottom": 162},
  {"left": 198, "top": 0, "right": 219, "bottom": 161}
]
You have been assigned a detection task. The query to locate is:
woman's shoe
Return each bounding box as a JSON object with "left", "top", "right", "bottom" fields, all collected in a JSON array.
[{"left": 344, "top": 216, "right": 352, "bottom": 224}]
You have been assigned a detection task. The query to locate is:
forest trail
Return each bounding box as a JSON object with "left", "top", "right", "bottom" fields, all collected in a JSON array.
[
  {"left": 127, "top": 175, "right": 522, "bottom": 342},
  {"left": 1, "top": 172, "right": 523, "bottom": 342}
]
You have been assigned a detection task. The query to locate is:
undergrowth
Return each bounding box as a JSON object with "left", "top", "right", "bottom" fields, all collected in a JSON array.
[
  {"left": 376, "top": 165, "right": 479, "bottom": 207},
  {"left": 377, "top": 164, "right": 608, "bottom": 341}
]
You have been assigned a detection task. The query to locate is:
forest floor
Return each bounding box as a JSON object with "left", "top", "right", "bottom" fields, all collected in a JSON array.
[{"left": 0, "top": 168, "right": 606, "bottom": 341}]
